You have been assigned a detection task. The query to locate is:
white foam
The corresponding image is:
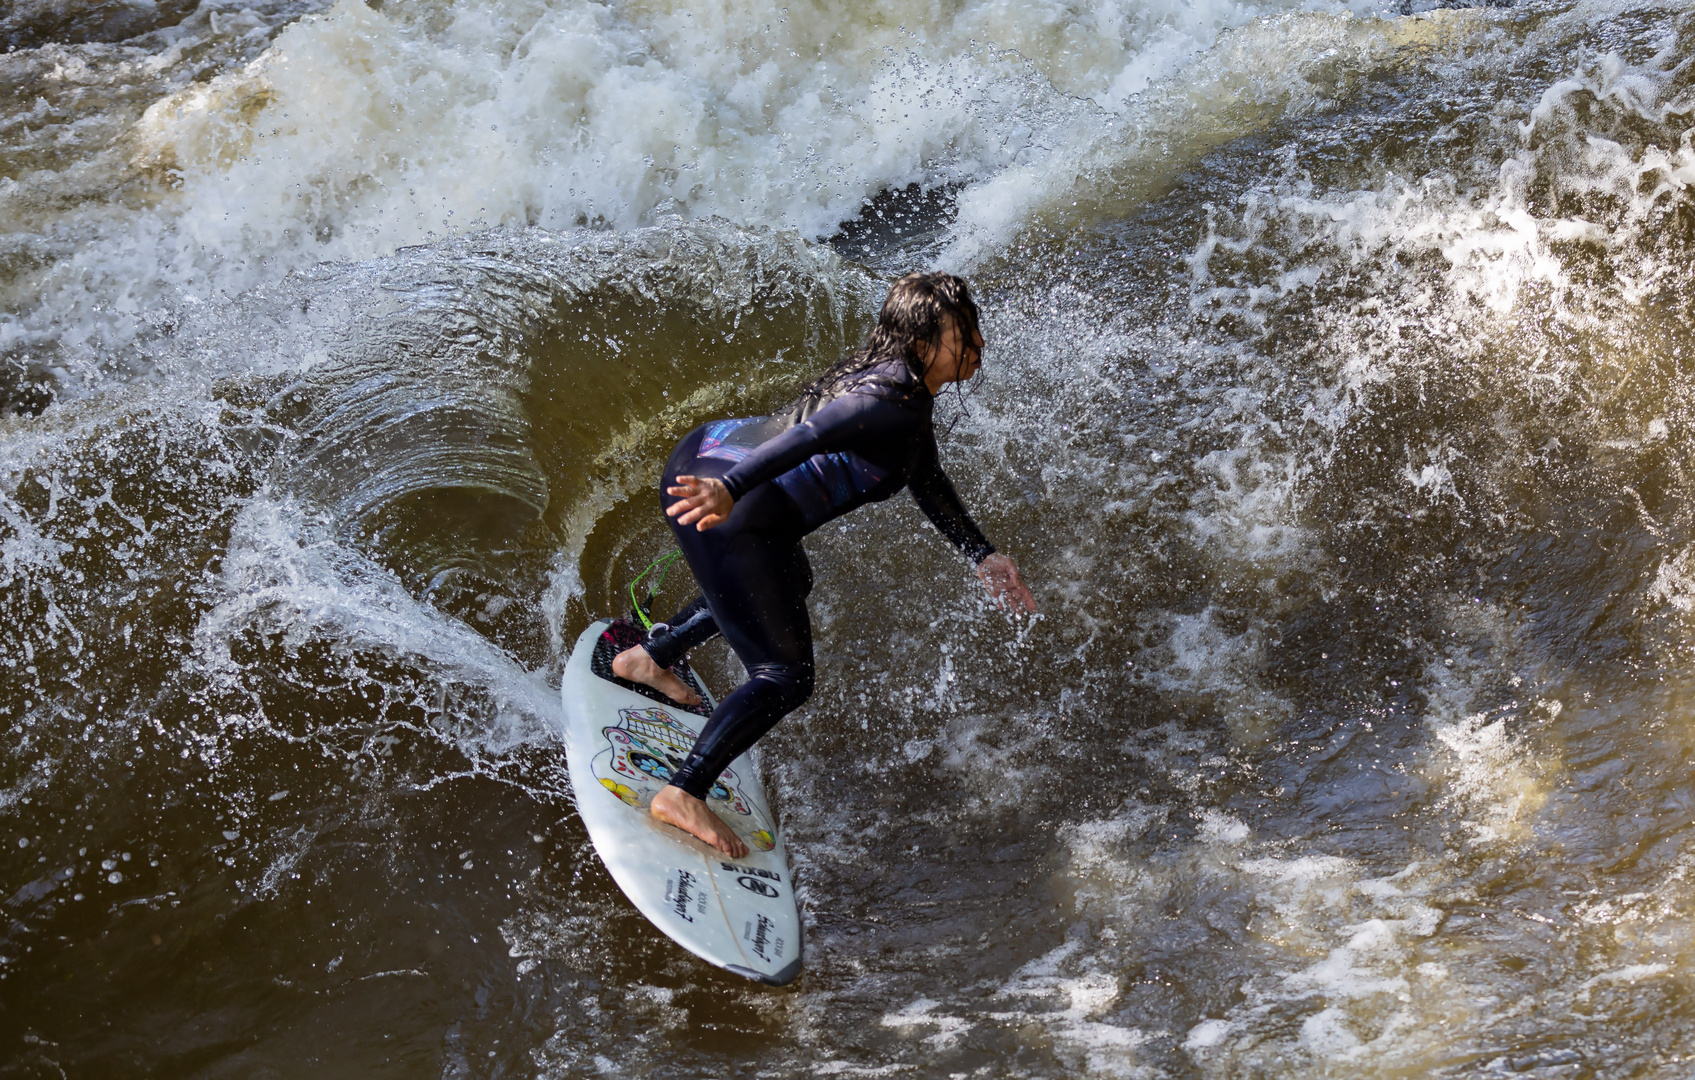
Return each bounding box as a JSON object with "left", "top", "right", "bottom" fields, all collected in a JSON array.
[
  {"left": 1132, "top": 607, "right": 1295, "bottom": 740},
  {"left": 1416, "top": 603, "right": 1551, "bottom": 848},
  {"left": 1183, "top": 1018, "right": 1232, "bottom": 1050},
  {"left": 879, "top": 997, "right": 972, "bottom": 1051},
  {"left": 1591, "top": 963, "right": 1670, "bottom": 985},
  {"left": 1298, "top": 1008, "right": 1361, "bottom": 1057},
  {"left": 1196, "top": 807, "right": 1250, "bottom": 844},
  {"left": 990, "top": 937, "right": 1154, "bottom": 1076},
  {"left": 11, "top": 0, "right": 1405, "bottom": 362},
  {"left": 1048, "top": 798, "right": 1479, "bottom": 1074},
  {"left": 941, "top": 7, "right": 1440, "bottom": 268},
  {"left": 195, "top": 492, "right": 562, "bottom": 759},
  {"left": 1191, "top": 28, "right": 1695, "bottom": 341}
]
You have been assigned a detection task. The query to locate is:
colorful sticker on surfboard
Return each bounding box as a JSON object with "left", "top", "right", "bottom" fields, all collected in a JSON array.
[{"left": 591, "top": 706, "right": 777, "bottom": 850}]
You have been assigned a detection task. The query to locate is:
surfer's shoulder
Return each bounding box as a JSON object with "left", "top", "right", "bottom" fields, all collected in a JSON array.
[
  {"left": 782, "top": 359, "right": 927, "bottom": 430},
  {"left": 841, "top": 358, "right": 927, "bottom": 407}
]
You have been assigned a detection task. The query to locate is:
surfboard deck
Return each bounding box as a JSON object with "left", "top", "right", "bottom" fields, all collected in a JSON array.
[{"left": 560, "top": 618, "right": 803, "bottom": 985}]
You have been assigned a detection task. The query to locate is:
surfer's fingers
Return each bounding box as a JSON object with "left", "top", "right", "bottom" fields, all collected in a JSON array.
[
  {"left": 1001, "top": 564, "right": 1037, "bottom": 611},
  {"left": 666, "top": 492, "right": 716, "bottom": 519},
  {"left": 666, "top": 477, "right": 726, "bottom": 499},
  {"left": 999, "top": 586, "right": 1035, "bottom": 612},
  {"left": 1006, "top": 571, "right": 1038, "bottom": 613},
  {"left": 978, "top": 555, "right": 1037, "bottom": 613},
  {"left": 665, "top": 475, "right": 720, "bottom": 499},
  {"left": 675, "top": 499, "right": 730, "bottom": 527}
]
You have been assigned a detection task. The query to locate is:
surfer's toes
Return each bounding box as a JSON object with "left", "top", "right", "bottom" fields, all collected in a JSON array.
[
  {"left": 709, "top": 823, "right": 748, "bottom": 859},
  {"left": 612, "top": 645, "right": 702, "bottom": 706},
  {"left": 698, "top": 829, "right": 746, "bottom": 859},
  {"left": 655, "top": 674, "right": 702, "bottom": 707}
]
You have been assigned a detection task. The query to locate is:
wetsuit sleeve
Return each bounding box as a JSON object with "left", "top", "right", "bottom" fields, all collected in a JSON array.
[
  {"left": 909, "top": 441, "right": 996, "bottom": 565},
  {"left": 717, "top": 391, "right": 921, "bottom": 500}
]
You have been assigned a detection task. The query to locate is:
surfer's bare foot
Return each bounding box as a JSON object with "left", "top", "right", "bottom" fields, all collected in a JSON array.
[
  {"left": 651, "top": 785, "right": 748, "bottom": 859},
  {"left": 612, "top": 645, "right": 702, "bottom": 707}
]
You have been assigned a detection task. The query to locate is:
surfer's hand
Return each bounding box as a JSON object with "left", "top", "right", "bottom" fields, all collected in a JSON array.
[
  {"left": 977, "top": 553, "right": 1037, "bottom": 613},
  {"left": 666, "top": 475, "right": 734, "bottom": 531}
]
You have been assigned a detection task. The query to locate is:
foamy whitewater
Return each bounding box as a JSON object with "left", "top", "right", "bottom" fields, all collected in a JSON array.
[{"left": 4, "top": 0, "right": 1695, "bottom": 1074}]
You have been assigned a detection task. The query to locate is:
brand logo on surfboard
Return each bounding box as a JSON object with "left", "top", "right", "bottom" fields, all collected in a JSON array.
[
  {"left": 743, "top": 913, "right": 783, "bottom": 961},
  {"left": 737, "top": 876, "right": 780, "bottom": 898},
  {"left": 665, "top": 868, "right": 707, "bottom": 923},
  {"left": 720, "top": 861, "right": 781, "bottom": 882}
]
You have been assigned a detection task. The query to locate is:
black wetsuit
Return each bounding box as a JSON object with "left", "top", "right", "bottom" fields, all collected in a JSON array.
[{"left": 644, "top": 358, "right": 995, "bottom": 798}]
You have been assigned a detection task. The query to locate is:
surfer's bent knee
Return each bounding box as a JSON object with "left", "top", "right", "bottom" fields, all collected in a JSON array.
[
  {"left": 746, "top": 660, "right": 814, "bottom": 710},
  {"left": 667, "top": 661, "right": 811, "bottom": 799}
]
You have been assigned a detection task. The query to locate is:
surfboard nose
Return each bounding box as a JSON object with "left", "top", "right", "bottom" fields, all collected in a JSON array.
[{"left": 727, "top": 956, "right": 805, "bottom": 987}]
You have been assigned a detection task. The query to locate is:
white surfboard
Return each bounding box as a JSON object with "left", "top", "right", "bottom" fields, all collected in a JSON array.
[{"left": 560, "top": 618, "right": 803, "bottom": 985}]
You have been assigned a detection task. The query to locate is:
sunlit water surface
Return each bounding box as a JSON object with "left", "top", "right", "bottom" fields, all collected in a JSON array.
[{"left": 3, "top": 0, "right": 1695, "bottom": 1075}]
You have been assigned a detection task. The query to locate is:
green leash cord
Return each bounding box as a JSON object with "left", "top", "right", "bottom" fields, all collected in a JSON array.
[{"left": 627, "top": 550, "right": 684, "bottom": 631}]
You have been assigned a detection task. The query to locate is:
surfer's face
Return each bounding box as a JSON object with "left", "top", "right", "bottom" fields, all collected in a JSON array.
[{"left": 919, "top": 315, "right": 984, "bottom": 393}]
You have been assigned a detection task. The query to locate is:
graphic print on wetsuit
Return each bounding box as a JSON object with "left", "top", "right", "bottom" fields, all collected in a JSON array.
[{"left": 698, "top": 416, "right": 890, "bottom": 525}]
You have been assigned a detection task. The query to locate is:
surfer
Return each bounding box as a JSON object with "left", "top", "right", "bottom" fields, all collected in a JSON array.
[{"left": 613, "top": 272, "right": 1036, "bottom": 858}]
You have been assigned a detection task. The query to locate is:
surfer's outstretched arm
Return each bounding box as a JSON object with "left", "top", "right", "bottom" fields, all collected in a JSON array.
[{"left": 909, "top": 443, "right": 1038, "bottom": 613}]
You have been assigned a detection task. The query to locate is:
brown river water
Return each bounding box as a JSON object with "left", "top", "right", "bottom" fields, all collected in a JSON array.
[{"left": 2, "top": 0, "right": 1695, "bottom": 1075}]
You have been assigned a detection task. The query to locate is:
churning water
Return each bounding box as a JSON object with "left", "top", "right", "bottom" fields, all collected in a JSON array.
[{"left": 4, "top": 0, "right": 1695, "bottom": 1074}]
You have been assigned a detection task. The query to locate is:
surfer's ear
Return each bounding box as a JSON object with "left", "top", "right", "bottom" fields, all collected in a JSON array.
[{"left": 912, "top": 314, "right": 955, "bottom": 364}]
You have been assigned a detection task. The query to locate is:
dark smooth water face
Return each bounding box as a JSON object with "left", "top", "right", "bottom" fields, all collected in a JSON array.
[{"left": 5, "top": 0, "right": 1695, "bottom": 1076}]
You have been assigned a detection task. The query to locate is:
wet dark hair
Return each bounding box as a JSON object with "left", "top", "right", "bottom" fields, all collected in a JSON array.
[{"left": 794, "top": 271, "right": 981, "bottom": 403}]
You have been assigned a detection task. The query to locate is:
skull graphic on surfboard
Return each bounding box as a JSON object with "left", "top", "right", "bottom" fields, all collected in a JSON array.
[{"left": 592, "top": 705, "right": 776, "bottom": 852}]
